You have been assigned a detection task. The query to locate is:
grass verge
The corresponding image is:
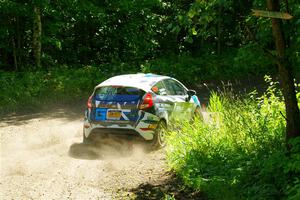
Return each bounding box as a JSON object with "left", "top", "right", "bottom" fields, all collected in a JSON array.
[{"left": 166, "top": 76, "right": 300, "bottom": 199}]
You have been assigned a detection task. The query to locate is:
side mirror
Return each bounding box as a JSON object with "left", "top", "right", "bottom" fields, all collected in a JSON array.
[
  {"left": 187, "top": 90, "right": 196, "bottom": 96},
  {"left": 186, "top": 90, "right": 196, "bottom": 102}
]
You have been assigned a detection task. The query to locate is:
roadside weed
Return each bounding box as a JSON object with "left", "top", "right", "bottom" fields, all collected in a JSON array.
[{"left": 166, "top": 77, "right": 300, "bottom": 199}]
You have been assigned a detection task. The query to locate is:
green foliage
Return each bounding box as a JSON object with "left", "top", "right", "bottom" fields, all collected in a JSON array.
[
  {"left": 233, "top": 43, "right": 274, "bottom": 75},
  {"left": 0, "top": 47, "right": 274, "bottom": 113},
  {"left": 288, "top": 0, "right": 300, "bottom": 73},
  {"left": 1, "top": 0, "right": 299, "bottom": 73},
  {"left": 0, "top": 66, "right": 107, "bottom": 113},
  {"left": 285, "top": 137, "right": 300, "bottom": 199},
  {"left": 141, "top": 48, "right": 273, "bottom": 84},
  {"left": 166, "top": 77, "right": 300, "bottom": 199}
]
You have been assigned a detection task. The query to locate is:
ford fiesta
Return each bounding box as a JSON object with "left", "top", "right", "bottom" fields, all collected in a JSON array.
[{"left": 83, "top": 73, "right": 202, "bottom": 148}]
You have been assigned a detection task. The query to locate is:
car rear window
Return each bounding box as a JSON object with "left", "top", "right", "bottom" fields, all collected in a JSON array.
[{"left": 94, "top": 86, "right": 145, "bottom": 101}]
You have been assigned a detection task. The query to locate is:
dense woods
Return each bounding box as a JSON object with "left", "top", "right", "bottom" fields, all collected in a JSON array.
[
  {"left": 1, "top": 0, "right": 300, "bottom": 199},
  {"left": 1, "top": 0, "right": 298, "bottom": 72}
]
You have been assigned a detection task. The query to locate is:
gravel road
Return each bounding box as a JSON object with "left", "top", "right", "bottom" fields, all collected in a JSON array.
[
  {"left": 0, "top": 109, "right": 170, "bottom": 200},
  {"left": 0, "top": 77, "right": 271, "bottom": 200}
]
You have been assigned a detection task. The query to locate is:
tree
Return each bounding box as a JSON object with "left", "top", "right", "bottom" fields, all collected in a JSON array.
[
  {"left": 266, "top": 0, "right": 300, "bottom": 142},
  {"left": 32, "top": 4, "right": 42, "bottom": 68}
]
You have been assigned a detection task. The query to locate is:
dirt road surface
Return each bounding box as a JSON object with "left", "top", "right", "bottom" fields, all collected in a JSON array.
[{"left": 0, "top": 109, "right": 171, "bottom": 200}]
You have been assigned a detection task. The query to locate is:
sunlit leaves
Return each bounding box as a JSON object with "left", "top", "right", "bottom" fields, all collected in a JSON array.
[{"left": 166, "top": 79, "right": 300, "bottom": 199}]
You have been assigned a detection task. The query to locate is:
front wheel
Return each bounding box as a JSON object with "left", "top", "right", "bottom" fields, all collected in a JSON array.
[{"left": 150, "top": 120, "right": 167, "bottom": 149}]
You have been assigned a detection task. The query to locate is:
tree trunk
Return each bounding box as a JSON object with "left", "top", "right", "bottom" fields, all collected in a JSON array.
[
  {"left": 267, "top": 0, "right": 300, "bottom": 142},
  {"left": 32, "top": 5, "right": 42, "bottom": 68},
  {"left": 217, "top": 5, "right": 222, "bottom": 55},
  {"left": 12, "top": 37, "right": 18, "bottom": 71},
  {"left": 16, "top": 16, "right": 21, "bottom": 70}
]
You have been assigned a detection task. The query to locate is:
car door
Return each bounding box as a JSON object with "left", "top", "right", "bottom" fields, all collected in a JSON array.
[
  {"left": 163, "top": 79, "right": 195, "bottom": 121},
  {"left": 151, "top": 80, "right": 174, "bottom": 124}
]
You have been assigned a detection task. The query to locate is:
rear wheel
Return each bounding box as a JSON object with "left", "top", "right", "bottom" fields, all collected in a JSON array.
[
  {"left": 151, "top": 120, "right": 167, "bottom": 149},
  {"left": 83, "top": 129, "right": 92, "bottom": 144}
]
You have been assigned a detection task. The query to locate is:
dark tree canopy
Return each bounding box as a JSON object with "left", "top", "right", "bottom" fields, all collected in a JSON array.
[{"left": 1, "top": 0, "right": 298, "bottom": 71}]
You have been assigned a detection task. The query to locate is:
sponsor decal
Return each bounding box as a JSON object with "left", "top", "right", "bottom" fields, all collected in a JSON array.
[{"left": 95, "top": 108, "right": 107, "bottom": 121}]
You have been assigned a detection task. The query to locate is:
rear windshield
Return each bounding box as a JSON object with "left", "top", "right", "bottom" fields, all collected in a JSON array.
[{"left": 94, "top": 86, "right": 145, "bottom": 101}]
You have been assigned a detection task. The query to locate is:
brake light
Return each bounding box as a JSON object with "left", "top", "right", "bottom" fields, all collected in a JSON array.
[
  {"left": 139, "top": 92, "right": 153, "bottom": 109},
  {"left": 87, "top": 95, "right": 93, "bottom": 109}
]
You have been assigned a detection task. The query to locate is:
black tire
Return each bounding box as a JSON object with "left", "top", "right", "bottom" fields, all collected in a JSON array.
[
  {"left": 150, "top": 120, "right": 167, "bottom": 149},
  {"left": 83, "top": 129, "right": 92, "bottom": 144}
]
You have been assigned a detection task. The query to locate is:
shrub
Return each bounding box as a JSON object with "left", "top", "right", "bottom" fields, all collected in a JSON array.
[
  {"left": 0, "top": 66, "right": 107, "bottom": 114},
  {"left": 141, "top": 48, "right": 274, "bottom": 85},
  {"left": 233, "top": 43, "right": 274, "bottom": 75},
  {"left": 166, "top": 76, "right": 300, "bottom": 199}
]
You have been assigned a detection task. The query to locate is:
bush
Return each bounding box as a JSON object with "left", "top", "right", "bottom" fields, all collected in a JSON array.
[
  {"left": 233, "top": 43, "right": 274, "bottom": 75},
  {"left": 141, "top": 53, "right": 233, "bottom": 83},
  {"left": 0, "top": 66, "right": 107, "bottom": 114},
  {"left": 166, "top": 76, "right": 300, "bottom": 199},
  {"left": 0, "top": 47, "right": 283, "bottom": 114},
  {"left": 141, "top": 47, "right": 274, "bottom": 84}
]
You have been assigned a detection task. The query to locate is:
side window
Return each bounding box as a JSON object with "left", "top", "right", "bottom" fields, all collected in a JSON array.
[
  {"left": 152, "top": 81, "right": 167, "bottom": 95},
  {"left": 172, "top": 81, "right": 187, "bottom": 95},
  {"left": 163, "top": 79, "right": 176, "bottom": 95},
  {"left": 163, "top": 79, "right": 186, "bottom": 95}
]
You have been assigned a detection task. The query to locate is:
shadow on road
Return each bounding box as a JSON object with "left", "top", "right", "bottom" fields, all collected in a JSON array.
[
  {"left": 68, "top": 137, "right": 149, "bottom": 160},
  {"left": 128, "top": 173, "right": 206, "bottom": 200},
  {"left": 0, "top": 101, "right": 85, "bottom": 127}
]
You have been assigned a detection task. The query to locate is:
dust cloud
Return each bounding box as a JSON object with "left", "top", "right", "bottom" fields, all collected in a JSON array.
[
  {"left": 0, "top": 112, "right": 167, "bottom": 199},
  {"left": 69, "top": 138, "right": 147, "bottom": 160}
]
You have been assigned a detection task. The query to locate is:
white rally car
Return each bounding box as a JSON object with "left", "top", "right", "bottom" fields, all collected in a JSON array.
[{"left": 83, "top": 73, "right": 202, "bottom": 148}]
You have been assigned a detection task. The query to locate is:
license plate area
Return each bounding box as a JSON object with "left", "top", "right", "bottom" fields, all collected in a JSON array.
[{"left": 106, "top": 109, "right": 122, "bottom": 120}]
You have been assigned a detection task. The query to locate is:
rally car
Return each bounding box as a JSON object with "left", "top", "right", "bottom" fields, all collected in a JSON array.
[{"left": 83, "top": 73, "right": 202, "bottom": 148}]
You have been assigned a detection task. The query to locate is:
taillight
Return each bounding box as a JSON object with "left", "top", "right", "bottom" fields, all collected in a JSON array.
[
  {"left": 139, "top": 92, "right": 153, "bottom": 109},
  {"left": 87, "top": 95, "right": 93, "bottom": 109}
]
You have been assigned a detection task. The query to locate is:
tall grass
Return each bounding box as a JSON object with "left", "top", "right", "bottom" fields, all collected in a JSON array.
[{"left": 166, "top": 76, "right": 300, "bottom": 199}]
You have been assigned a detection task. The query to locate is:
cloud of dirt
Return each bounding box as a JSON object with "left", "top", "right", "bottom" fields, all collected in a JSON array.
[
  {"left": 1, "top": 118, "right": 82, "bottom": 177},
  {"left": 1, "top": 112, "right": 165, "bottom": 200},
  {"left": 3, "top": 120, "right": 151, "bottom": 180},
  {"left": 68, "top": 136, "right": 149, "bottom": 161}
]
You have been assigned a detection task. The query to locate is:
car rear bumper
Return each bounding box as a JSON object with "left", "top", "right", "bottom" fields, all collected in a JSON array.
[
  {"left": 84, "top": 120, "right": 157, "bottom": 141},
  {"left": 84, "top": 109, "right": 160, "bottom": 141}
]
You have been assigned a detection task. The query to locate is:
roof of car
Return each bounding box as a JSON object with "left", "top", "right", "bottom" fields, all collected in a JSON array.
[{"left": 96, "top": 73, "right": 170, "bottom": 91}]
